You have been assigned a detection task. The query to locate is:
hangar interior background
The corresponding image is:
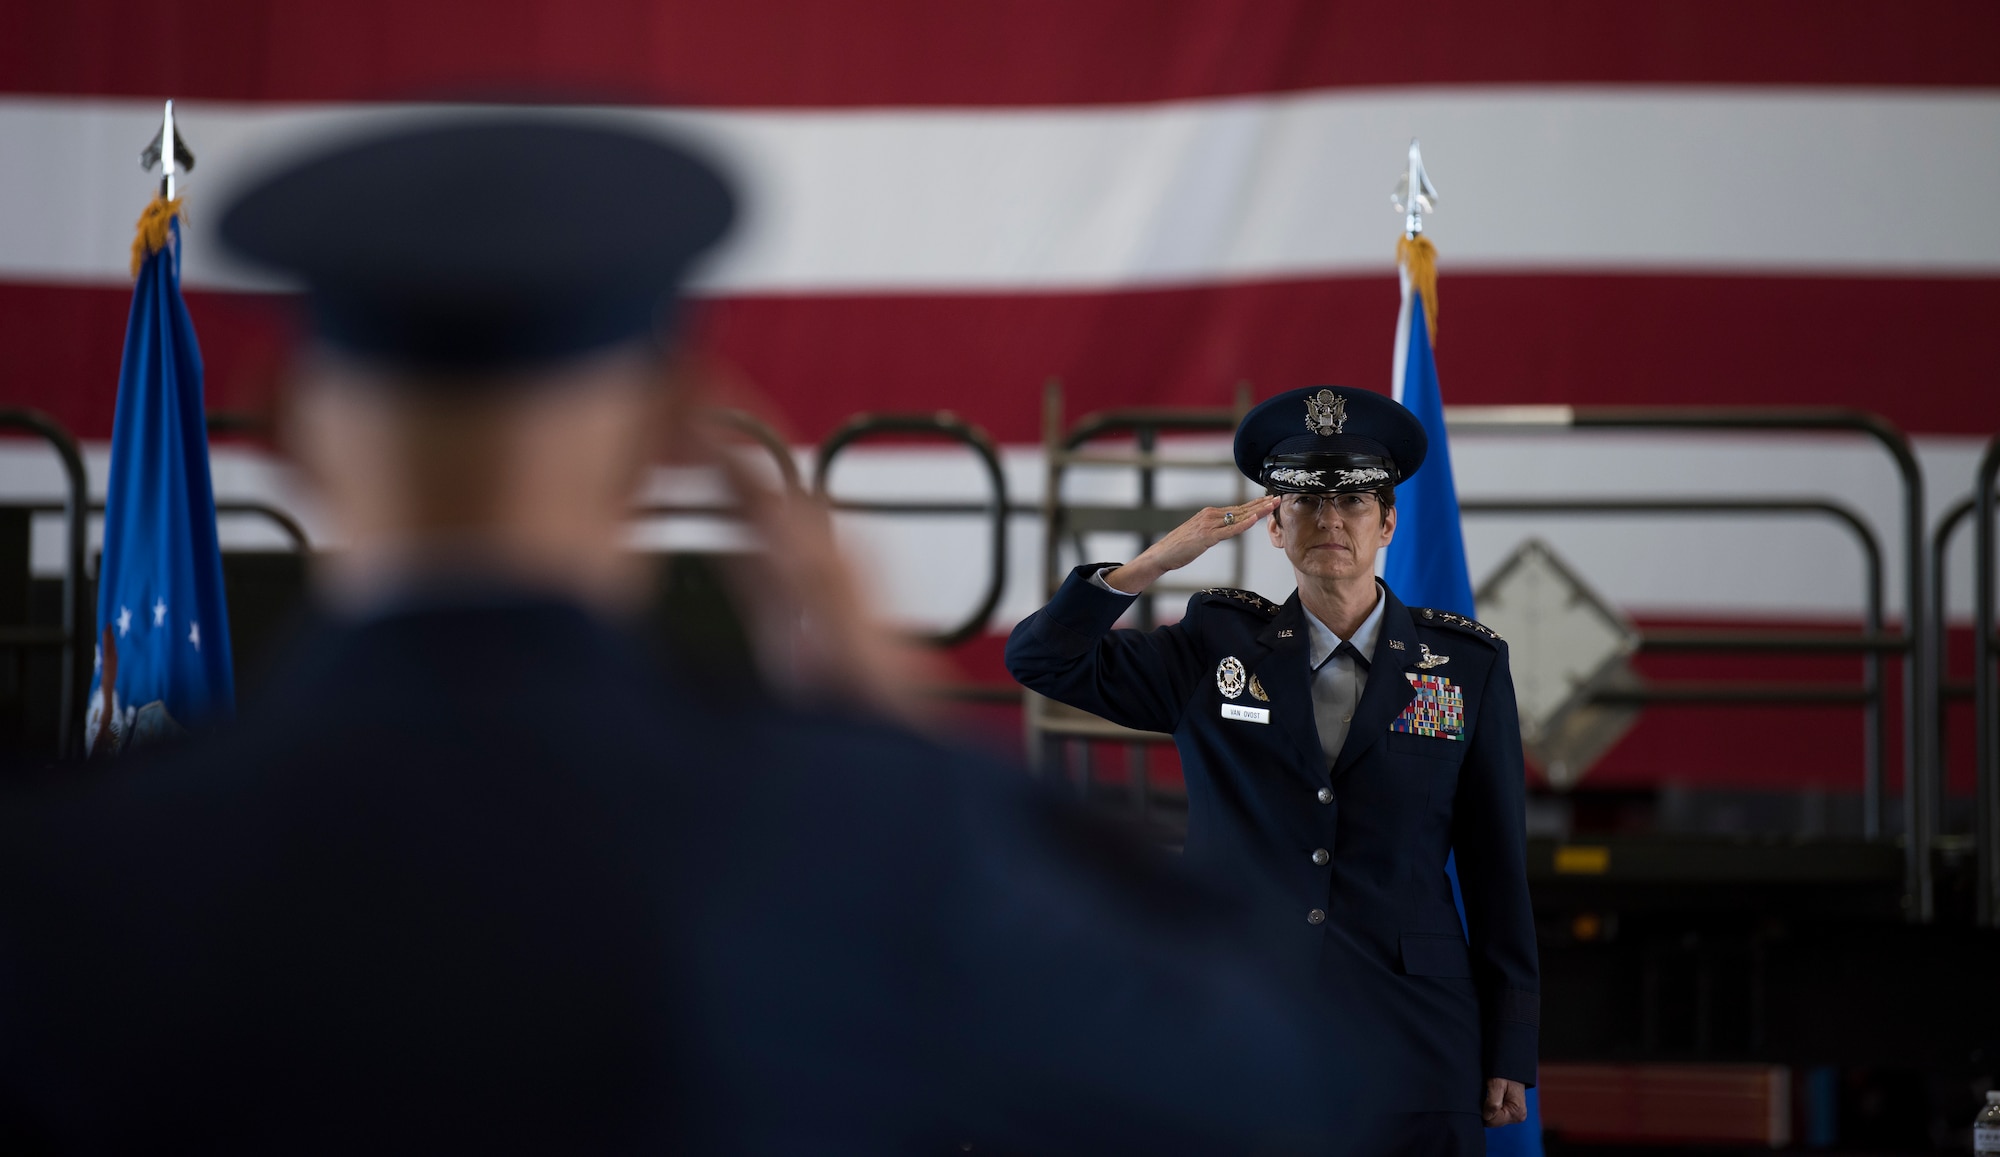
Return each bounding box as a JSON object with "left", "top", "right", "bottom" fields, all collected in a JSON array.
[{"left": 1, "top": 1, "right": 1997, "bottom": 1149}]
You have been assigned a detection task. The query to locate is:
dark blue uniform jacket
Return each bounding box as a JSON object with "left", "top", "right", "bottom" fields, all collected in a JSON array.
[
  {"left": 0, "top": 596, "right": 1386, "bottom": 1155},
  {"left": 1007, "top": 566, "right": 1540, "bottom": 1112}
]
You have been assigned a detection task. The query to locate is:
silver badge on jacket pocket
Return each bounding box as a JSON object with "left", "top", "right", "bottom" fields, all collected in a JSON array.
[
  {"left": 1216, "top": 656, "right": 1247, "bottom": 699},
  {"left": 1221, "top": 703, "right": 1271, "bottom": 724}
]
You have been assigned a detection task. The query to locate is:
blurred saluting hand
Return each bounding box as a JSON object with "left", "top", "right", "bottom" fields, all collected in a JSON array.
[{"left": 661, "top": 375, "right": 947, "bottom": 729}]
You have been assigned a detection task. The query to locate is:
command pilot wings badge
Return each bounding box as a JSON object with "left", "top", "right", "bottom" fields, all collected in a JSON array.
[
  {"left": 1416, "top": 644, "right": 1449, "bottom": 669},
  {"left": 1305, "top": 388, "right": 1348, "bottom": 436}
]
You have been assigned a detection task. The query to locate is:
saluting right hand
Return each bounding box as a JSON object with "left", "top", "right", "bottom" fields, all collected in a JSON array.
[{"left": 1104, "top": 496, "right": 1279, "bottom": 594}]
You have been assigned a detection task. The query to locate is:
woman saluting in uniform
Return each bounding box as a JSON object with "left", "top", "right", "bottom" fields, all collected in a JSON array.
[{"left": 1008, "top": 385, "right": 1539, "bottom": 1153}]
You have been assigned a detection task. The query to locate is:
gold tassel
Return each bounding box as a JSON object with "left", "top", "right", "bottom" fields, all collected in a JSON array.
[
  {"left": 130, "top": 196, "right": 183, "bottom": 276},
  {"left": 1397, "top": 234, "right": 1439, "bottom": 345}
]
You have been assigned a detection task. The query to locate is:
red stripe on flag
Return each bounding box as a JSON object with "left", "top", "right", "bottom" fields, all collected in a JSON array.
[
  {"left": 0, "top": 285, "right": 298, "bottom": 439},
  {"left": 4, "top": 1, "right": 1998, "bottom": 106},
  {"left": 698, "top": 274, "right": 2000, "bottom": 441},
  {"left": 4, "top": 274, "right": 1997, "bottom": 441}
]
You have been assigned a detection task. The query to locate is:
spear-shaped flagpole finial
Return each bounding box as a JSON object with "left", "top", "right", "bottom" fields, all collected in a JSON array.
[
  {"left": 1391, "top": 138, "right": 1437, "bottom": 238},
  {"left": 132, "top": 101, "right": 198, "bottom": 272},
  {"left": 139, "top": 100, "right": 196, "bottom": 201}
]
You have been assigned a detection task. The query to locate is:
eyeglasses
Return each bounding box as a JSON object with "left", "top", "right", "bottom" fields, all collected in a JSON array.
[{"left": 1280, "top": 492, "right": 1381, "bottom": 521}]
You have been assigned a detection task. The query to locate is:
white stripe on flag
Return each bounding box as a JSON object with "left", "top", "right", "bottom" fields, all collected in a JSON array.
[{"left": 2, "top": 89, "right": 1998, "bottom": 293}]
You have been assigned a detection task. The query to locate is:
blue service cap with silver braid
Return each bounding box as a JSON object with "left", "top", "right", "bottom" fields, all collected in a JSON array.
[{"left": 1232, "top": 386, "right": 1428, "bottom": 494}]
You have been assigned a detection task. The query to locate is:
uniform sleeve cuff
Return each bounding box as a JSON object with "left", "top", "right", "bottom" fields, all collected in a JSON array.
[
  {"left": 1485, "top": 1020, "right": 1539, "bottom": 1088},
  {"left": 1032, "top": 563, "right": 1140, "bottom": 637},
  {"left": 1087, "top": 566, "right": 1142, "bottom": 597}
]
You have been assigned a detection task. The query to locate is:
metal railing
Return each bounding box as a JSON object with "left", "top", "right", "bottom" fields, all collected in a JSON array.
[
  {"left": 815, "top": 412, "right": 1009, "bottom": 648},
  {"left": 0, "top": 402, "right": 1979, "bottom": 920},
  {"left": 629, "top": 407, "right": 805, "bottom": 523},
  {"left": 0, "top": 412, "right": 313, "bottom": 758},
  {"left": 12, "top": 501, "right": 312, "bottom": 554},
  {"left": 1460, "top": 497, "right": 1889, "bottom": 834},
  {"left": 629, "top": 406, "right": 802, "bottom": 548},
  {"left": 712, "top": 408, "right": 803, "bottom": 494},
  {"left": 0, "top": 495, "right": 312, "bottom": 758},
  {"left": 1974, "top": 438, "right": 2000, "bottom": 926},
  {"left": 0, "top": 410, "right": 89, "bottom": 758},
  {"left": 1041, "top": 379, "right": 1253, "bottom": 628},
  {"left": 1929, "top": 488, "right": 1984, "bottom": 876},
  {"left": 1452, "top": 406, "right": 1933, "bottom": 921},
  {"left": 1028, "top": 381, "right": 1254, "bottom": 815},
  {"left": 1021, "top": 402, "right": 1940, "bottom": 920},
  {"left": 1933, "top": 441, "right": 2000, "bottom": 927}
]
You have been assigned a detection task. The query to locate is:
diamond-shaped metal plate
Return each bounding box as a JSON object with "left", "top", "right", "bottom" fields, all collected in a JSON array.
[{"left": 1474, "top": 539, "right": 1638, "bottom": 749}]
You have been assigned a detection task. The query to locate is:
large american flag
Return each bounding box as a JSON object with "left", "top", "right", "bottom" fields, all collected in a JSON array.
[{"left": 2, "top": 0, "right": 1996, "bottom": 794}]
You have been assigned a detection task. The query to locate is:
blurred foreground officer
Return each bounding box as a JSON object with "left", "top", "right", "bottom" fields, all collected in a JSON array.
[
  {"left": 1008, "top": 387, "right": 1540, "bottom": 1152},
  {"left": 0, "top": 119, "right": 1382, "bottom": 1155}
]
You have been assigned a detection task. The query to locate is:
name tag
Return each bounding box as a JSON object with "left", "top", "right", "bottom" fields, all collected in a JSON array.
[{"left": 1221, "top": 704, "right": 1271, "bottom": 724}]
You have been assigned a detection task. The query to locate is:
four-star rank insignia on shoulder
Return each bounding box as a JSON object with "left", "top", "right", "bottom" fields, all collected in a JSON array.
[
  {"left": 1197, "top": 588, "right": 1281, "bottom": 617},
  {"left": 1415, "top": 606, "right": 1503, "bottom": 642}
]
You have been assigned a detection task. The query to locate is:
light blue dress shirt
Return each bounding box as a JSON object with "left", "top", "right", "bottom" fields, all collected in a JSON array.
[{"left": 1301, "top": 582, "right": 1387, "bottom": 765}]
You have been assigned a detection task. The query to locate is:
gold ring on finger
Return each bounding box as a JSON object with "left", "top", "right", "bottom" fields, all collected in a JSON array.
[{"left": 1221, "top": 511, "right": 1236, "bottom": 526}]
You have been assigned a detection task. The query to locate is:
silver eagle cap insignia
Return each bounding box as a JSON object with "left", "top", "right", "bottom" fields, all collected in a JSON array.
[
  {"left": 1305, "top": 389, "right": 1347, "bottom": 436},
  {"left": 1216, "top": 656, "right": 1248, "bottom": 700},
  {"left": 1415, "top": 644, "right": 1449, "bottom": 669}
]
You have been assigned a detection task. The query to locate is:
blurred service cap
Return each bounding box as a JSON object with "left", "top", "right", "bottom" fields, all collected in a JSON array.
[{"left": 219, "top": 114, "right": 737, "bottom": 377}]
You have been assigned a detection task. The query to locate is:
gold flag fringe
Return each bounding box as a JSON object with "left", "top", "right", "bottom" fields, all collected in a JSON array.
[
  {"left": 1397, "top": 234, "right": 1439, "bottom": 345},
  {"left": 130, "top": 196, "right": 183, "bottom": 276}
]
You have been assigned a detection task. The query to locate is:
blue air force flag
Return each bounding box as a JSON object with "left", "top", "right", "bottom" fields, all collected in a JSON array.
[
  {"left": 86, "top": 206, "right": 234, "bottom": 754},
  {"left": 1384, "top": 292, "right": 1475, "bottom": 615},
  {"left": 1382, "top": 250, "right": 1545, "bottom": 1152}
]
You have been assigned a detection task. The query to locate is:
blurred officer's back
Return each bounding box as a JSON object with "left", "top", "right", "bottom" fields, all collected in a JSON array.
[{"left": 0, "top": 115, "right": 1381, "bottom": 1154}]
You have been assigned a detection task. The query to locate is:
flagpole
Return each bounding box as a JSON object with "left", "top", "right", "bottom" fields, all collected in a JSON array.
[
  {"left": 1391, "top": 140, "right": 1440, "bottom": 405},
  {"left": 161, "top": 101, "right": 177, "bottom": 200},
  {"left": 1387, "top": 140, "right": 1549, "bottom": 1154}
]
